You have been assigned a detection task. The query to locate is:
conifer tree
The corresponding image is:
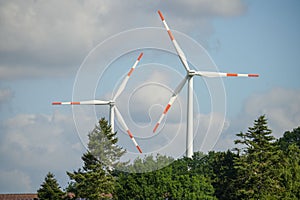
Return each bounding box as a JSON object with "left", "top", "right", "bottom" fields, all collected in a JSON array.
[
  {"left": 67, "top": 151, "right": 114, "bottom": 200},
  {"left": 234, "top": 115, "right": 283, "bottom": 199},
  {"left": 66, "top": 118, "right": 126, "bottom": 199},
  {"left": 37, "top": 172, "right": 64, "bottom": 200},
  {"left": 88, "top": 118, "right": 126, "bottom": 171}
]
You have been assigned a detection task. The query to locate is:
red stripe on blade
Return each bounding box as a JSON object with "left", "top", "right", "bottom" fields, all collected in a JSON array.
[
  {"left": 249, "top": 74, "right": 259, "bottom": 77},
  {"left": 127, "top": 130, "right": 133, "bottom": 138},
  {"left": 167, "top": 30, "right": 174, "bottom": 41},
  {"left": 227, "top": 73, "right": 237, "bottom": 77},
  {"left": 137, "top": 146, "right": 142, "bottom": 153},
  {"left": 163, "top": 104, "right": 171, "bottom": 114},
  {"left": 137, "top": 52, "right": 143, "bottom": 61},
  {"left": 153, "top": 123, "right": 160, "bottom": 133},
  {"left": 158, "top": 10, "right": 164, "bottom": 21},
  {"left": 52, "top": 102, "right": 61, "bottom": 105},
  {"left": 71, "top": 102, "right": 80, "bottom": 105},
  {"left": 127, "top": 68, "right": 134, "bottom": 76}
]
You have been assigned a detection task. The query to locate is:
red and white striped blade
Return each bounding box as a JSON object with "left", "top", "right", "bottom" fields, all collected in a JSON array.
[
  {"left": 52, "top": 100, "right": 110, "bottom": 105},
  {"left": 113, "top": 52, "right": 143, "bottom": 101},
  {"left": 158, "top": 10, "right": 190, "bottom": 72},
  {"left": 153, "top": 76, "right": 188, "bottom": 133},
  {"left": 195, "top": 71, "right": 259, "bottom": 78},
  {"left": 114, "top": 106, "right": 142, "bottom": 153}
]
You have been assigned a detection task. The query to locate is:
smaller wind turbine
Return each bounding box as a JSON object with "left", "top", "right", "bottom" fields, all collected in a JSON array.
[
  {"left": 52, "top": 53, "right": 144, "bottom": 153},
  {"left": 154, "top": 10, "right": 259, "bottom": 158}
]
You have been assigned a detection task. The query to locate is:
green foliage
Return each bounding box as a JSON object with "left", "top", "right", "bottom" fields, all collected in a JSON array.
[
  {"left": 277, "top": 126, "right": 300, "bottom": 151},
  {"left": 38, "top": 116, "right": 300, "bottom": 199},
  {"left": 279, "top": 144, "right": 300, "bottom": 199},
  {"left": 234, "top": 115, "right": 284, "bottom": 199},
  {"left": 37, "top": 172, "right": 64, "bottom": 200},
  {"left": 88, "top": 118, "right": 126, "bottom": 171},
  {"left": 208, "top": 151, "right": 238, "bottom": 200},
  {"left": 66, "top": 118, "right": 127, "bottom": 199},
  {"left": 115, "top": 154, "right": 216, "bottom": 199},
  {"left": 67, "top": 152, "right": 114, "bottom": 200},
  {"left": 120, "top": 154, "right": 174, "bottom": 173},
  {"left": 277, "top": 127, "right": 300, "bottom": 198}
]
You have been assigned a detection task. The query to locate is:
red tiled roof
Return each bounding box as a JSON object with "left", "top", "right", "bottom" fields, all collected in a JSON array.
[{"left": 0, "top": 194, "right": 38, "bottom": 200}]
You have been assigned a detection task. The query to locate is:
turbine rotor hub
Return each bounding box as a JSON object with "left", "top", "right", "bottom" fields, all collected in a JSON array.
[{"left": 188, "top": 70, "right": 196, "bottom": 76}]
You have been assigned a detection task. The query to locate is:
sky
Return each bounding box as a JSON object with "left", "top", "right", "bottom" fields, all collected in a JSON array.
[{"left": 0, "top": 0, "right": 300, "bottom": 193}]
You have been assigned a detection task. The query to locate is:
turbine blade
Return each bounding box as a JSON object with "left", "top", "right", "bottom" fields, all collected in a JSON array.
[
  {"left": 153, "top": 76, "right": 188, "bottom": 133},
  {"left": 52, "top": 100, "right": 110, "bottom": 105},
  {"left": 158, "top": 10, "right": 190, "bottom": 72},
  {"left": 195, "top": 71, "right": 259, "bottom": 78},
  {"left": 113, "top": 52, "right": 143, "bottom": 101},
  {"left": 114, "top": 106, "right": 142, "bottom": 153}
]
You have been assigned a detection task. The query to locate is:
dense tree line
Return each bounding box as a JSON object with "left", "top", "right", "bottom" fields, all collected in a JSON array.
[{"left": 38, "top": 116, "right": 300, "bottom": 199}]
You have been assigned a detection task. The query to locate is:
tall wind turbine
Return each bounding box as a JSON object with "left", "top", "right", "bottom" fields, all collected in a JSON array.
[
  {"left": 154, "top": 10, "right": 259, "bottom": 158},
  {"left": 52, "top": 53, "right": 144, "bottom": 153}
]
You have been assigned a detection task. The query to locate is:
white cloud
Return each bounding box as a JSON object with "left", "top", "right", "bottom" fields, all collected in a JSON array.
[
  {"left": 243, "top": 87, "right": 300, "bottom": 137},
  {"left": 0, "top": 88, "right": 13, "bottom": 104},
  {"left": 161, "top": 0, "right": 246, "bottom": 17},
  {"left": 0, "top": 170, "right": 32, "bottom": 193},
  {"left": 0, "top": 0, "right": 246, "bottom": 80},
  {"left": 0, "top": 111, "right": 85, "bottom": 192},
  {"left": 195, "top": 112, "right": 230, "bottom": 152},
  {"left": 215, "top": 87, "right": 300, "bottom": 151}
]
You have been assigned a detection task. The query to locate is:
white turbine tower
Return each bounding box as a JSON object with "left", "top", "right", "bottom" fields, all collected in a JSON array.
[
  {"left": 52, "top": 53, "right": 144, "bottom": 153},
  {"left": 153, "top": 10, "right": 259, "bottom": 158}
]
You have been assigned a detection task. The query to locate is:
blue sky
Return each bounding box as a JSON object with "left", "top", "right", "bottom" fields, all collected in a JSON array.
[{"left": 0, "top": 0, "right": 299, "bottom": 193}]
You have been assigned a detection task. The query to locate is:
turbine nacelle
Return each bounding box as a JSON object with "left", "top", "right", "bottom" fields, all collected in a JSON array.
[
  {"left": 109, "top": 100, "right": 116, "bottom": 106},
  {"left": 188, "top": 70, "right": 197, "bottom": 76}
]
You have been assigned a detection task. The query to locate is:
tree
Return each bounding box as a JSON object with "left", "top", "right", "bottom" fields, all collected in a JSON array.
[
  {"left": 277, "top": 126, "right": 300, "bottom": 151},
  {"left": 234, "top": 115, "right": 283, "bottom": 199},
  {"left": 278, "top": 143, "right": 300, "bottom": 199},
  {"left": 208, "top": 151, "right": 238, "bottom": 200},
  {"left": 115, "top": 154, "right": 216, "bottom": 199},
  {"left": 88, "top": 118, "right": 126, "bottom": 171},
  {"left": 37, "top": 172, "right": 64, "bottom": 200},
  {"left": 66, "top": 118, "right": 128, "bottom": 199},
  {"left": 276, "top": 127, "right": 300, "bottom": 198},
  {"left": 67, "top": 151, "right": 114, "bottom": 200}
]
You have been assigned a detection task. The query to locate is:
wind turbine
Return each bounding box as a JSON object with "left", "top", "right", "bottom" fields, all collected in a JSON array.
[
  {"left": 52, "top": 52, "right": 144, "bottom": 153},
  {"left": 153, "top": 10, "right": 259, "bottom": 158}
]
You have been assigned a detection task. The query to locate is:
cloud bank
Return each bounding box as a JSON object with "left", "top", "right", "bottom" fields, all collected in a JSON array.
[
  {"left": 0, "top": 0, "right": 246, "bottom": 80},
  {"left": 215, "top": 87, "right": 300, "bottom": 151},
  {"left": 0, "top": 111, "right": 85, "bottom": 193}
]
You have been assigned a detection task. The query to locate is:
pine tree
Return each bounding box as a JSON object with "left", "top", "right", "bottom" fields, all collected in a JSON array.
[
  {"left": 67, "top": 151, "right": 114, "bottom": 200},
  {"left": 37, "top": 172, "right": 64, "bottom": 200},
  {"left": 66, "top": 118, "right": 126, "bottom": 199},
  {"left": 88, "top": 118, "right": 126, "bottom": 171},
  {"left": 234, "top": 115, "right": 283, "bottom": 199}
]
